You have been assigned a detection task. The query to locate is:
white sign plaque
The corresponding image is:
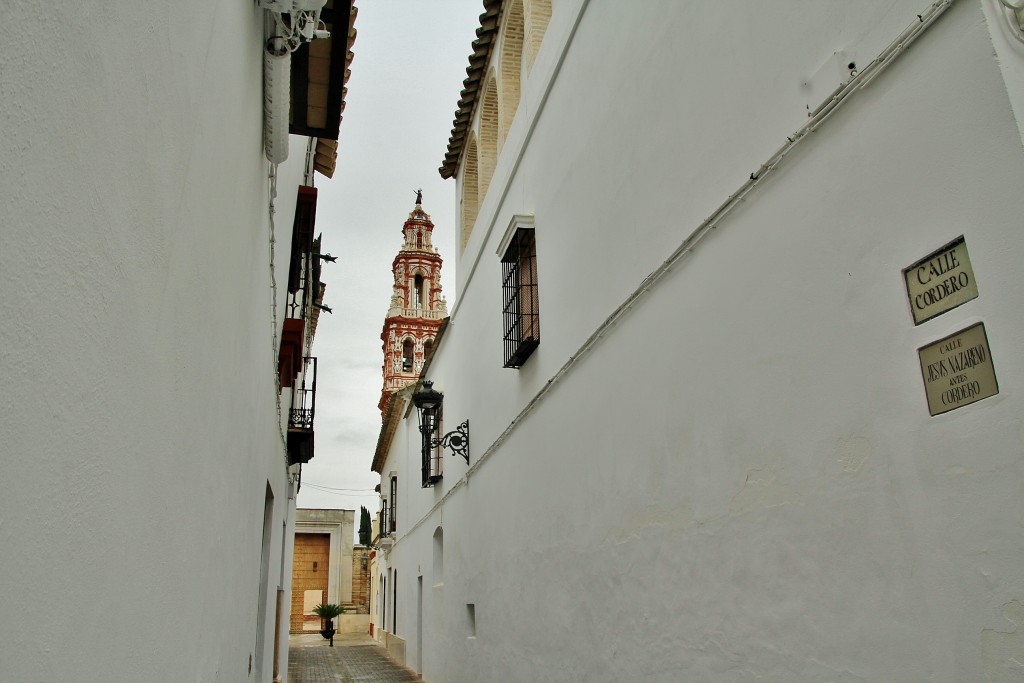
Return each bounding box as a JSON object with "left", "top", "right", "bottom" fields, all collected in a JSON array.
[
  {"left": 918, "top": 322, "right": 998, "bottom": 416},
  {"left": 904, "top": 236, "right": 978, "bottom": 325}
]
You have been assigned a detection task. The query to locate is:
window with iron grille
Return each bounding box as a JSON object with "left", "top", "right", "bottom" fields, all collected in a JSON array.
[
  {"left": 501, "top": 226, "right": 540, "bottom": 368},
  {"left": 388, "top": 476, "right": 397, "bottom": 534},
  {"left": 422, "top": 407, "right": 443, "bottom": 488}
]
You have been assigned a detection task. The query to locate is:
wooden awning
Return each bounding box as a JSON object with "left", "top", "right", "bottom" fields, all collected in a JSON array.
[
  {"left": 313, "top": 138, "right": 338, "bottom": 178},
  {"left": 290, "top": 0, "right": 357, "bottom": 142}
]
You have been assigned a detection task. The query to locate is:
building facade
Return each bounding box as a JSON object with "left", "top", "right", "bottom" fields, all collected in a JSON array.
[
  {"left": 290, "top": 508, "right": 371, "bottom": 634},
  {"left": 372, "top": 194, "right": 449, "bottom": 660},
  {"left": 373, "top": 0, "right": 1024, "bottom": 681},
  {"left": 1, "top": 1, "right": 356, "bottom": 681},
  {"left": 290, "top": 509, "right": 355, "bottom": 633}
]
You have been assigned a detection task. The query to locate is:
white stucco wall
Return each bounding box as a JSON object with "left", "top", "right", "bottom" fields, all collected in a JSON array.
[
  {"left": 379, "top": 1, "right": 1024, "bottom": 681},
  {"left": 1, "top": 2, "right": 307, "bottom": 681}
]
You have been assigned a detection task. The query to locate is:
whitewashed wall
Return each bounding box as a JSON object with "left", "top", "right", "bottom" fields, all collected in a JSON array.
[
  {"left": 0, "top": 2, "right": 305, "bottom": 681},
  {"left": 379, "top": 0, "right": 1024, "bottom": 681}
]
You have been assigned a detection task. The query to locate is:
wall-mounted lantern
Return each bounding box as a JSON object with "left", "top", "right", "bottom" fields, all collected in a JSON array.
[{"left": 412, "top": 381, "right": 469, "bottom": 488}]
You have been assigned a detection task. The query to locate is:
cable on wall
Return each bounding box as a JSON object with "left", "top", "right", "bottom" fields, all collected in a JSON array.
[
  {"left": 268, "top": 163, "right": 289, "bottom": 459},
  {"left": 386, "top": 0, "right": 958, "bottom": 550},
  {"left": 470, "top": 0, "right": 955, "bottom": 472}
]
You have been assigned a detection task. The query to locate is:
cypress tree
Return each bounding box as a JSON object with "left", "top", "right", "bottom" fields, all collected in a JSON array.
[{"left": 358, "top": 505, "right": 371, "bottom": 546}]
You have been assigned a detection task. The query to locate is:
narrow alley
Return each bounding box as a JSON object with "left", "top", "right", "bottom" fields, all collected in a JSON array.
[{"left": 288, "top": 633, "right": 420, "bottom": 683}]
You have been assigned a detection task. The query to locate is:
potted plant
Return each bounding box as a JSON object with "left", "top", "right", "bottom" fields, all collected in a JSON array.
[{"left": 313, "top": 603, "right": 345, "bottom": 646}]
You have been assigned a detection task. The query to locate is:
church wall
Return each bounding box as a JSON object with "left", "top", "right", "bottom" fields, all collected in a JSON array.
[{"left": 382, "top": 0, "right": 1024, "bottom": 681}]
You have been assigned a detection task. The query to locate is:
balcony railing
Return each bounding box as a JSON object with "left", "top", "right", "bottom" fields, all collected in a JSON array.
[
  {"left": 280, "top": 224, "right": 319, "bottom": 390},
  {"left": 375, "top": 503, "right": 395, "bottom": 545},
  {"left": 289, "top": 356, "right": 317, "bottom": 429},
  {"left": 287, "top": 248, "right": 320, "bottom": 323},
  {"left": 287, "top": 356, "right": 317, "bottom": 466},
  {"left": 388, "top": 307, "right": 446, "bottom": 321},
  {"left": 286, "top": 187, "right": 318, "bottom": 311}
]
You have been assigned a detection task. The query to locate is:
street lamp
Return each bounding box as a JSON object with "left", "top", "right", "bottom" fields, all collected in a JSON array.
[{"left": 412, "top": 380, "right": 470, "bottom": 486}]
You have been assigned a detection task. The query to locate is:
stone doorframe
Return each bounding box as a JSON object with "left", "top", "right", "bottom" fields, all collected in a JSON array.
[{"left": 294, "top": 509, "right": 354, "bottom": 607}]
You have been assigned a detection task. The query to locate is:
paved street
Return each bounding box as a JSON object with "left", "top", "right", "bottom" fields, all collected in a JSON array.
[{"left": 288, "top": 633, "right": 421, "bottom": 683}]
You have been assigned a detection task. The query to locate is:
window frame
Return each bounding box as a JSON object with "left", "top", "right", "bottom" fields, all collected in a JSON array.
[
  {"left": 388, "top": 475, "right": 397, "bottom": 534},
  {"left": 498, "top": 215, "right": 540, "bottom": 368},
  {"left": 402, "top": 338, "right": 414, "bottom": 372},
  {"left": 421, "top": 406, "right": 443, "bottom": 487}
]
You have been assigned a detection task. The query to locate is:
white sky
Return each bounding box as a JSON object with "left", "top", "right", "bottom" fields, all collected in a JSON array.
[{"left": 296, "top": 0, "right": 481, "bottom": 533}]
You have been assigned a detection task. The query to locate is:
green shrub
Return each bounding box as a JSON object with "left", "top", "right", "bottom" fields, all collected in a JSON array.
[{"left": 312, "top": 603, "right": 345, "bottom": 620}]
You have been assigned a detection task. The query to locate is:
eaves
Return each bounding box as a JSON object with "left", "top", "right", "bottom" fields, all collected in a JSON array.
[{"left": 438, "top": 0, "right": 502, "bottom": 179}]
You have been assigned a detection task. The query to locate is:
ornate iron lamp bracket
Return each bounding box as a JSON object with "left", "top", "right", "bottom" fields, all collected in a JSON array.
[{"left": 433, "top": 420, "right": 469, "bottom": 464}]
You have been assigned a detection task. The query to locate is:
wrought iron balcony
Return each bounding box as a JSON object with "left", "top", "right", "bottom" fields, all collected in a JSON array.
[
  {"left": 289, "top": 356, "right": 317, "bottom": 429},
  {"left": 287, "top": 235, "right": 322, "bottom": 323},
  {"left": 279, "top": 188, "right": 321, "bottom": 390},
  {"left": 287, "top": 356, "right": 317, "bottom": 466}
]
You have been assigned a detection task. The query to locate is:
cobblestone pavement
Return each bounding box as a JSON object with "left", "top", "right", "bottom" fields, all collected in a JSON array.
[{"left": 288, "top": 633, "right": 421, "bottom": 683}]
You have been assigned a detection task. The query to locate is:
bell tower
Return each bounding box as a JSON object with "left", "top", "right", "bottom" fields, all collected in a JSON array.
[{"left": 379, "top": 191, "right": 448, "bottom": 415}]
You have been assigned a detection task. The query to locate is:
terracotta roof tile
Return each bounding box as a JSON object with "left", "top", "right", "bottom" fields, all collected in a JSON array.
[
  {"left": 439, "top": 0, "right": 502, "bottom": 179},
  {"left": 314, "top": 3, "right": 358, "bottom": 178}
]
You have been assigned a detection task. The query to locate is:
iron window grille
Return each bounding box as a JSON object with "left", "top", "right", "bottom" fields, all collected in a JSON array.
[
  {"left": 388, "top": 476, "right": 397, "bottom": 534},
  {"left": 420, "top": 407, "right": 443, "bottom": 488},
  {"left": 379, "top": 499, "right": 388, "bottom": 538},
  {"left": 501, "top": 227, "right": 540, "bottom": 368}
]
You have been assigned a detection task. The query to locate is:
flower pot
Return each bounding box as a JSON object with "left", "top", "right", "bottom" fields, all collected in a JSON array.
[{"left": 320, "top": 619, "right": 336, "bottom": 646}]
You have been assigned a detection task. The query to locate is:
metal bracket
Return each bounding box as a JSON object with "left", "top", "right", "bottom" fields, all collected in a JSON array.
[{"left": 433, "top": 420, "right": 469, "bottom": 464}]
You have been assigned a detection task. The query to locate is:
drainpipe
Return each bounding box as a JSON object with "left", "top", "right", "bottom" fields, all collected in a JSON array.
[{"left": 264, "top": 37, "right": 291, "bottom": 164}]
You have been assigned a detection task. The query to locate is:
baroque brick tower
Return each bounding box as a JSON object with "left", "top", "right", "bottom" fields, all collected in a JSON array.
[{"left": 379, "top": 191, "right": 447, "bottom": 415}]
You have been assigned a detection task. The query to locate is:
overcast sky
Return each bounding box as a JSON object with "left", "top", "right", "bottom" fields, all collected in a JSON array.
[{"left": 295, "top": 0, "right": 481, "bottom": 532}]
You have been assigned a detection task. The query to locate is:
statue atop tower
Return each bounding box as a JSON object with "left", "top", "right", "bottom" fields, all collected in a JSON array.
[{"left": 379, "top": 193, "right": 448, "bottom": 416}]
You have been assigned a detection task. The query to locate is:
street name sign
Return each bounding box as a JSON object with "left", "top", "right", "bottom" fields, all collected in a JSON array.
[
  {"left": 903, "top": 236, "right": 978, "bottom": 325},
  {"left": 918, "top": 322, "right": 998, "bottom": 416}
]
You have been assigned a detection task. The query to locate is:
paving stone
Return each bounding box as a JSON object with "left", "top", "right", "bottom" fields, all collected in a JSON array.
[{"left": 288, "top": 634, "right": 421, "bottom": 683}]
